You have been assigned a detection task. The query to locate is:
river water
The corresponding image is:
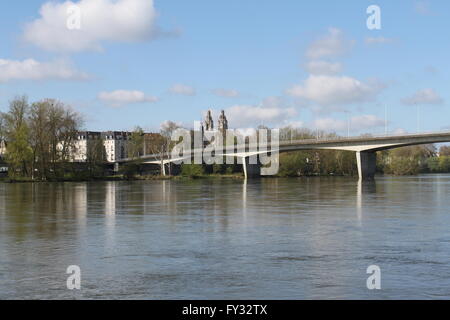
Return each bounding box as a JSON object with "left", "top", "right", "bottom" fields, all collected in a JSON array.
[{"left": 1, "top": 174, "right": 450, "bottom": 299}]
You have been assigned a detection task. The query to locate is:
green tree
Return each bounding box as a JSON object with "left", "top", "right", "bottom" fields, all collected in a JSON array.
[
  {"left": 279, "top": 152, "right": 309, "bottom": 177},
  {"left": 427, "top": 157, "right": 440, "bottom": 172},
  {"left": 2, "top": 96, "right": 33, "bottom": 178},
  {"left": 439, "top": 156, "right": 450, "bottom": 172},
  {"left": 181, "top": 164, "right": 204, "bottom": 177}
]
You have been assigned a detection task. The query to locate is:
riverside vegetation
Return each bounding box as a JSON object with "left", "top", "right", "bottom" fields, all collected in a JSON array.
[{"left": 1, "top": 96, "right": 449, "bottom": 182}]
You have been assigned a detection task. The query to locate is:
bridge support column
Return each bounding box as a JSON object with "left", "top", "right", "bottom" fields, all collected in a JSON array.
[
  {"left": 114, "top": 162, "right": 119, "bottom": 173},
  {"left": 356, "top": 151, "right": 376, "bottom": 180},
  {"left": 243, "top": 157, "right": 261, "bottom": 179},
  {"left": 161, "top": 162, "right": 166, "bottom": 176}
]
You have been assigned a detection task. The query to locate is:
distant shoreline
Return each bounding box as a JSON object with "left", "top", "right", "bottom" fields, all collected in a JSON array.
[
  {"left": 3, "top": 172, "right": 449, "bottom": 183},
  {"left": 0, "top": 174, "right": 246, "bottom": 183}
]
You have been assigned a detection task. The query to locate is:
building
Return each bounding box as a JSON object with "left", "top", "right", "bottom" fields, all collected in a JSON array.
[
  {"left": 70, "top": 131, "right": 131, "bottom": 163},
  {"left": 102, "top": 131, "right": 131, "bottom": 163},
  {"left": 201, "top": 110, "right": 229, "bottom": 147},
  {"left": 202, "top": 109, "right": 229, "bottom": 133},
  {"left": 72, "top": 131, "right": 102, "bottom": 162}
]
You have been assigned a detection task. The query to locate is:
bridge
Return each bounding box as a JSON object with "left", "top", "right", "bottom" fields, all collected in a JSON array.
[{"left": 117, "top": 131, "right": 450, "bottom": 180}]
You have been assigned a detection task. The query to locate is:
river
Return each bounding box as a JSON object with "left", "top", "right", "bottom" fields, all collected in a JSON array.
[{"left": 1, "top": 174, "right": 450, "bottom": 299}]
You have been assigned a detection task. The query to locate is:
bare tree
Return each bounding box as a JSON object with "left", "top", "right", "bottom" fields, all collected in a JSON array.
[
  {"left": 160, "top": 121, "right": 181, "bottom": 175},
  {"left": 86, "top": 136, "right": 106, "bottom": 175},
  {"left": 29, "top": 99, "right": 83, "bottom": 179},
  {"left": 29, "top": 101, "right": 51, "bottom": 179},
  {"left": 128, "top": 126, "right": 145, "bottom": 160},
  {"left": 146, "top": 133, "right": 167, "bottom": 175}
]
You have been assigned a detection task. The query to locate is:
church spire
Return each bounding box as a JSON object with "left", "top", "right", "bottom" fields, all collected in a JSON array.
[
  {"left": 204, "top": 110, "right": 214, "bottom": 131},
  {"left": 218, "top": 110, "right": 228, "bottom": 132}
]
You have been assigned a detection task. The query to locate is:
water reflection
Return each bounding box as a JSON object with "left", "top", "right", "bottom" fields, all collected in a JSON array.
[
  {"left": 1, "top": 175, "right": 450, "bottom": 299},
  {"left": 357, "top": 180, "right": 377, "bottom": 224}
]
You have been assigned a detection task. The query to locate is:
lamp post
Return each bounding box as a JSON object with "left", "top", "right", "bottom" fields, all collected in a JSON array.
[
  {"left": 416, "top": 102, "right": 420, "bottom": 133},
  {"left": 385, "top": 104, "right": 388, "bottom": 135}
]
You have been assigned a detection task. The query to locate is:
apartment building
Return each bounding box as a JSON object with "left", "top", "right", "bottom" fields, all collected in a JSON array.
[
  {"left": 72, "top": 131, "right": 102, "bottom": 162},
  {"left": 102, "top": 131, "right": 131, "bottom": 163},
  {"left": 69, "top": 131, "right": 131, "bottom": 163}
]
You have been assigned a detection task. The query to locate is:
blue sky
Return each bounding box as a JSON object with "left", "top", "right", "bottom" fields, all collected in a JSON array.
[{"left": 0, "top": 0, "right": 449, "bottom": 135}]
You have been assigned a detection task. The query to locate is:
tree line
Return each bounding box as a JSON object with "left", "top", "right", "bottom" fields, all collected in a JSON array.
[
  {"left": 276, "top": 127, "right": 450, "bottom": 177},
  {"left": 0, "top": 96, "right": 83, "bottom": 180},
  {"left": 2, "top": 97, "right": 449, "bottom": 180}
]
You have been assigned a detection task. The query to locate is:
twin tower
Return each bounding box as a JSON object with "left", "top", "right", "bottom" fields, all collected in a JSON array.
[{"left": 203, "top": 110, "right": 228, "bottom": 133}]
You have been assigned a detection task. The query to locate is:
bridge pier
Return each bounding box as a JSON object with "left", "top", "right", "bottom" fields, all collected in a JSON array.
[
  {"left": 356, "top": 151, "right": 376, "bottom": 180},
  {"left": 243, "top": 157, "right": 261, "bottom": 179}
]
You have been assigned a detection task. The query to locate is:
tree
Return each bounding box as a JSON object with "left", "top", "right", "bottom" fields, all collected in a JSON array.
[
  {"left": 0, "top": 112, "right": 5, "bottom": 158},
  {"left": 439, "top": 156, "right": 450, "bottom": 172},
  {"left": 146, "top": 133, "right": 166, "bottom": 175},
  {"left": 159, "top": 121, "right": 181, "bottom": 175},
  {"left": 86, "top": 137, "right": 106, "bottom": 176},
  {"left": 128, "top": 126, "right": 145, "bottom": 159},
  {"left": 0, "top": 112, "right": 5, "bottom": 142},
  {"left": 427, "top": 157, "right": 440, "bottom": 172},
  {"left": 439, "top": 146, "right": 450, "bottom": 156},
  {"left": 29, "top": 99, "right": 82, "bottom": 179},
  {"left": 29, "top": 101, "right": 51, "bottom": 179},
  {"left": 2, "top": 96, "right": 33, "bottom": 178},
  {"left": 181, "top": 164, "right": 204, "bottom": 177}
]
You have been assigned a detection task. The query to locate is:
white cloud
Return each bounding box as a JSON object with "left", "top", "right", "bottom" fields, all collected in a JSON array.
[
  {"left": 287, "top": 75, "right": 379, "bottom": 106},
  {"left": 401, "top": 89, "right": 444, "bottom": 105},
  {"left": 304, "top": 60, "right": 342, "bottom": 75},
  {"left": 212, "top": 88, "right": 240, "bottom": 98},
  {"left": 314, "top": 115, "right": 384, "bottom": 132},
  {"left": 365, "top": 36, "right": 394, "bottom": 45},
  {"left": 306, "top": 28, "right": 353, "bottom": 60},
  {"left": 98, "top": 90, "right": 158, "bottom": 107},
  {"left": 169, "top": 84, "right": 196, "bottom": 96},
  {"left": 0, "top": 58, "right": 89, "bottom": 82},
  {"left": 224, "top": 104, "right": 297, "bottom": 128},
  {"left": 23, "top": 0, "right": 160, "bottom": 52}
]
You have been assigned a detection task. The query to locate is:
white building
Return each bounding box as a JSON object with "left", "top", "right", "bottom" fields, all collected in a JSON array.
[
  {"left": 102, "top": 131, "right": 131, "bottom": 163},
  {"left": 72, "top": 131, "right": 102, "bottom": 162},
  {"left": 71, "top": 131, "right": 130, "bottom": 163}
]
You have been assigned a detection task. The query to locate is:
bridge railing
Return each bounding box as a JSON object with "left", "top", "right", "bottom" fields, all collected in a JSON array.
[
  {"left": 280, "top": 129, "right": 450, "bottom": 146},
  {"left": 121, "top": 129, "right": 450, "bottom": 163}
]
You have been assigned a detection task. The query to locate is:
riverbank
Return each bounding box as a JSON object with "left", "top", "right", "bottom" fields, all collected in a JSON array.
[
  {"left": 0, "top": 173, "right": 246, "bottom": 183},
  {"left": 3, "top": 171, "right": 449, "bottom": 183}
]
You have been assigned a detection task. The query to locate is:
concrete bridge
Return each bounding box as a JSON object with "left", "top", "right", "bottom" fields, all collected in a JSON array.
[{"left": 117, "top": 131, "right": 450, "bottom": 180}]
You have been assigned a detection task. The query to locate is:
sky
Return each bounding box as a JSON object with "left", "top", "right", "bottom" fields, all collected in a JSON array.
[{"left": 0, "top": 0, "right": 449, "bottom": 136}]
